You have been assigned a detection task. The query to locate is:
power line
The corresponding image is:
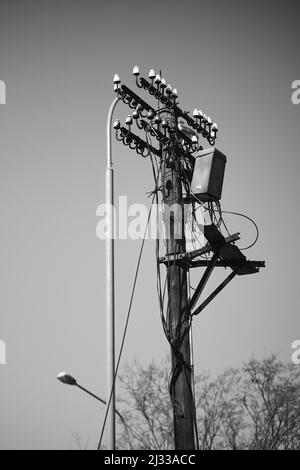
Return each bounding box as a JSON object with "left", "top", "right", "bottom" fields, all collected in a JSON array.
[
  {"left": 97, "top": 195, "right": 155, "bottom": 450},
  {"left": 221, "top": 209, "right": 259, "bottom": 250}
]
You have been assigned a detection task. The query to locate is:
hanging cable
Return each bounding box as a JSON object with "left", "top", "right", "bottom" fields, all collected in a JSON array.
[
  {"left": 97, "top": 194, "right": 156, "bottom": 450},
  {"left": 221, "top": 209, "right": 259, "bottom": 250},
  {"left": 188, "top": 271, "right": 200, "bottom": 450}
]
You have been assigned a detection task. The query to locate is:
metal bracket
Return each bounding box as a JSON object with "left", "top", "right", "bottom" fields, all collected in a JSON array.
[
  {"left": 119, "top": 127, "right": 161, "bottom": 157},
  {"left": 186, "top": 224, "right": 265, "bottom": 316},
  {"left": 188, "top": 253, "right": 219, "bottom": 312},
  {"left": 159, "top": 233, "right": 241, "bottom": 266},
  {"left": 192, "top": 269, "right": 238, "bottom": 317},
  {"left": 190, "top": 260, "right": 265, "bottom": 270},
  {"left": 120, "top": 84, "right": 155, "bottom": 113},
  {"left": 161, "top": 224, "right": 265, "bottom": 317}
]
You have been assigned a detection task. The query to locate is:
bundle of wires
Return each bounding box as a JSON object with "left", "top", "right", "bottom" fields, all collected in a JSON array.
[
  {"left": 146, "top": 128, "right": 200, "bottom": 448},
  {"left": 147, "top": 125, "right": 260, "bottom": 449}
]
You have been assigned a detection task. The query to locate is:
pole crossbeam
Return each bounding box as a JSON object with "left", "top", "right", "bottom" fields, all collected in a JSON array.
[
  {"left": 190, "top": 260, "right": 265, "bottom": 269},
  {"left": 118, "top": 126, "right": 161, "bottom": 157},
  {"left": 159, "top": 233, "right": 241, "bottom": 265},
  {"left": 120, "top": 84, "right": 155, "bottom": 114},
  {"left": 135, "top": 76, "right": 216, "bottom": 146}
]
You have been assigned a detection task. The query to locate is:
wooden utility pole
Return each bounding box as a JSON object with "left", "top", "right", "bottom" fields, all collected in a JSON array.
[{"left": 161, "top": 109, "right": 196, "bottom": 450}]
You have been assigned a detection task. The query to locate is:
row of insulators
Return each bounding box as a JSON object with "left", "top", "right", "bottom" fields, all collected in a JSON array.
[
  {"left": 113, "top": 111, "right": 216, "bottom": 144},
  {"left": 131, "top": 67, "right": 218, "bottom": 134},
  {"left": 133, "top": 66, "right": 178, "bottom": 98},
  {"left": 192, "top": 109, "right": 218, "bottom": 134},
  {"left": 113, "top": 67, "right": 218, "bottom": 143},
  {"left": 113, "top": 110, "right": 173, "bottom": 132},
  {"left": 113, "top": 69, "right": 178, "bottom": 99}
]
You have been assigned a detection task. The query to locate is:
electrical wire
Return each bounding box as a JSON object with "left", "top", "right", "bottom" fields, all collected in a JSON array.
[
  {"left": 97, "top": 194, "right": 156, "bottom": 450},
  {"left": 221, "top": 209, "right": 259, "bottom": 250},
  {"left": 189, "top": 186, "right": 260, "bottom": 251},
  {"left": 146, "top": 119, "right": 258, "bottom": 448},
  {"left": 188, "top": 271, "right": 200, "bottom": 450},
  {"left": 146, "top": 129, "right": 172, "bottom": 342}
]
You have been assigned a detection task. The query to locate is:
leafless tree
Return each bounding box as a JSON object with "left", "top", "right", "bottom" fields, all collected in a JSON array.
[
  {"left": 240, "top": 357, "right": 300, "bottom": 449},
  {"left": 116, "top": 356, "right": 300, "bottom": 450},
  {"left": 70, "top": 431, "right": 89, "bottom": 450},
  {"left": 117, "top": 359, "right": 173, "bottom": 450}
]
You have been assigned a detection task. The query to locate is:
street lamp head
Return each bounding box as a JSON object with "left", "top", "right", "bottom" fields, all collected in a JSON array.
[
  {"left": 193, "top": 108, "right": 199, "bottom": 118},
  {"left": 172, "top": 88, "right": 178, "bottom": 98},
  {"left": 161, "top": 78, "right": 167, "bottom": 88},
  {"left": 132, "top": 65, "right": 140, "bottom": 76},
  {"left": 57, "top": 372, "right": 77, "bottom": 386}
]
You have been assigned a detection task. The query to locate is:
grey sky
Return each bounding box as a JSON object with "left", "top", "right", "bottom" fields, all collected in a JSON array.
[{"left": 0, "top": 0, "right": 299, "bottom": 450}]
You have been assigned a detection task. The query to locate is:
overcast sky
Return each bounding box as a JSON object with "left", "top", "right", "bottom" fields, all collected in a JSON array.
[{"left": 0, "top": 0, "right": 299, "bottom": 450}]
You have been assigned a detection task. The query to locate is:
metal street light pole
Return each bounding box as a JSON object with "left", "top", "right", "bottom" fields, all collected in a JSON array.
[
  {"left": 106, "top": 96, "right": 120, "bottom": 451},
  {"left": 57, "top": 373, "right": 129, "bottom": 445}
]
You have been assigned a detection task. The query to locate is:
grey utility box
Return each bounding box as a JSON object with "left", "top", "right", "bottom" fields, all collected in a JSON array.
[{"left": 191, "top": 147, "right": 227, "bottom": 201}]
